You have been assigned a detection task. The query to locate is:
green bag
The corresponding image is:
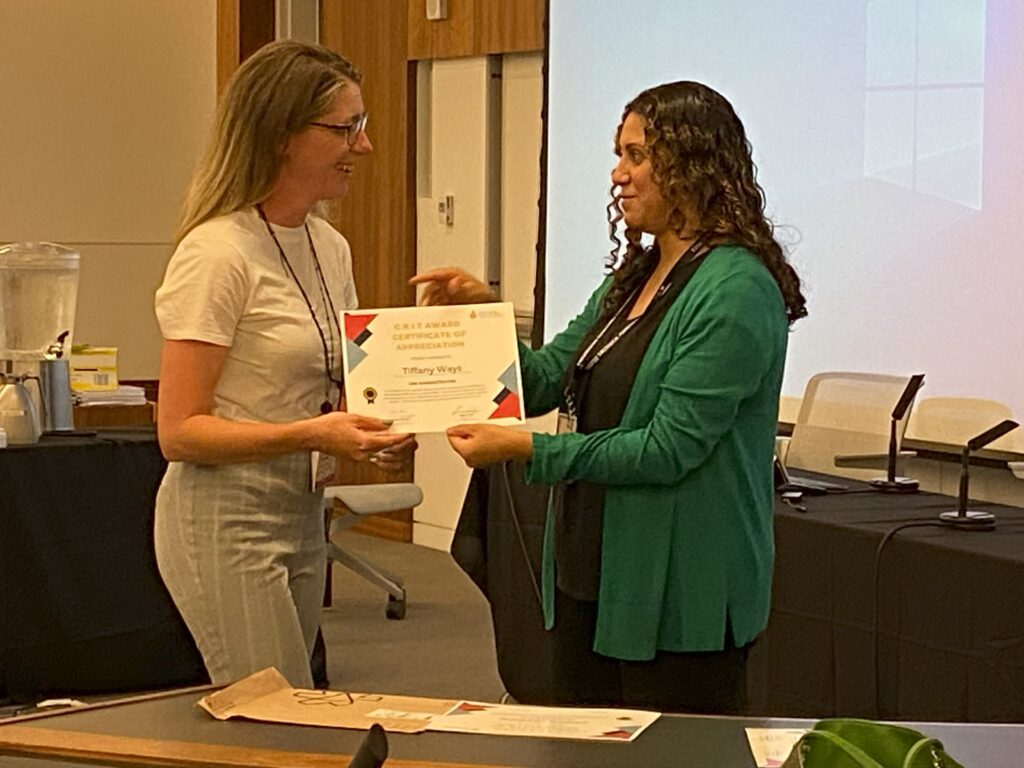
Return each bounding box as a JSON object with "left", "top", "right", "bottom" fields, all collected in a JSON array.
[{"left": 780, "top": 719, "right": 965, "bottom": 768}]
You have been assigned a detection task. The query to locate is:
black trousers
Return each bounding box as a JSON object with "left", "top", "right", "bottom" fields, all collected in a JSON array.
[{"left": 545, "top": 588, "right": 750, "bottom": 715}]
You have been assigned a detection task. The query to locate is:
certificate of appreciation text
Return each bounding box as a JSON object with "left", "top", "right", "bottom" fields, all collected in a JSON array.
[{"left": 341, "top": 303, "right": 525, "bottom": 433}]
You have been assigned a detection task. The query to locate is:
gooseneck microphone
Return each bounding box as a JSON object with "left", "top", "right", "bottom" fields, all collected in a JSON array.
[
  {"left": 869, "top": 374, "right": 926, "bottom": 493},
  {"left": 348, "top": 723, "right": 388, "bottom": 767},
  {"left": 939, "top": 419, "right": 1020, "bottom": 530}
]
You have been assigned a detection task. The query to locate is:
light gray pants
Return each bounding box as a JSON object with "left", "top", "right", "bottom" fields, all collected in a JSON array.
[{"left": 154, "top": 452, "right": 326, "bottom": 688}]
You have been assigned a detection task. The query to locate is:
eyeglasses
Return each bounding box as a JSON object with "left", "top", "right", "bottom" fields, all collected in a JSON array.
[{"left": 308, "top": 113, "right": 369, "bottom": 146}]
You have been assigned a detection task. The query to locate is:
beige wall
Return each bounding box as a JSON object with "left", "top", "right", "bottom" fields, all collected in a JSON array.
[
  {"left": 412, "top": 52, "right": 544, "bottom": 550},
  {"left": 0, "top": 0, "right": 217, "bottom": 378}
]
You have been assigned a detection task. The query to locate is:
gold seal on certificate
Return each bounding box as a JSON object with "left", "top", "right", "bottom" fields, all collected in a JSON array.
[{"left": 341, "top": 302, "right": 525, "bottom": 433}]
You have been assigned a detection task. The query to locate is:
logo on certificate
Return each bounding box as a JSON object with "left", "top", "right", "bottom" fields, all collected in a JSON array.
[{"left": 363, "top": 387, "right": 378, "bottom": 405}]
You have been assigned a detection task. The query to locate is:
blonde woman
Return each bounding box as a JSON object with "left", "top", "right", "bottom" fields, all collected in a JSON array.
[{"left": 154, "top": 41, "right": 413, "bottom": 687}]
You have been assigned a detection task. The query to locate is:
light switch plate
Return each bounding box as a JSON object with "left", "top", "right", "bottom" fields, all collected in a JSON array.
[{"left": 426, "top": 0, "right": 448, "bottom": 21}]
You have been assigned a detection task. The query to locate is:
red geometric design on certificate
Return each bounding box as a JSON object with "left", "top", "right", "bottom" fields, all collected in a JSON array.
[
  {"left": 489, "top": 391, "right": 521, "bottom": 420},
  {"left": 600, "top": 729, "right": 634, "bottom": 740},
  {"left": 344, "top": 313, "right": 376, "bottom": 341},
  {"left": 455, "top": 702, "right": 491, "bottom": 713}
]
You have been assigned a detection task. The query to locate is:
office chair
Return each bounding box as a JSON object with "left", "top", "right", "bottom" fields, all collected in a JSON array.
[
  {"left": 324, "top": 482, "right": 423, "bottom": 620},
  {"left": 783, "top": 371, "right": 919, "bottom": 481},
  {"left": 906, "top": 397, "right": 1021, "bottom": 451}
]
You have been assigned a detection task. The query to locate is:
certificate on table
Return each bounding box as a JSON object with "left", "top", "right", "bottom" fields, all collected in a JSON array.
[
  {"left": 341, "top": 302, "right": 525, "bottom": 433},
  {"left": 428, "top": 701, "right": 660, "bottom": 742}
]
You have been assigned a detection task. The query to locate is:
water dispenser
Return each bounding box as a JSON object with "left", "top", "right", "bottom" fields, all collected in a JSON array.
[{"left": 0, "top": 242, "right": 80, "bottom": 443}]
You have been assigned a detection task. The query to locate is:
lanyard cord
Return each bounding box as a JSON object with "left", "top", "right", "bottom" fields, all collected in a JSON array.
[
  {"left": 564, "top": 238, "right": 710, "bottom": 419},
  {"left": 256, "top": 204, "right": 343, "bottom": 414}
]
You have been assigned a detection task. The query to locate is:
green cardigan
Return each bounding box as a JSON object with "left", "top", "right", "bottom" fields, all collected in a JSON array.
[{"left": 522, "top": 245, "right": 788, "bottom": 661}]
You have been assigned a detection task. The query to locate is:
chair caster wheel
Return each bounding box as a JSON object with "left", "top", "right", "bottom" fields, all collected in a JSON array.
[{"left": 386, "top": 594, "right": 406, "bottom": 620}]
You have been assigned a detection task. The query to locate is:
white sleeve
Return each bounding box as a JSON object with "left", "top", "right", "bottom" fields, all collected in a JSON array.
[{"left": 154, "top": 235, "right": 250, "bottom": 346}]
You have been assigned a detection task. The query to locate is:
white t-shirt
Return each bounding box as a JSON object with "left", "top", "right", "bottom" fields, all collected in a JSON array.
[{"left": 155, "top": 208, "right": 358, "bottom": 424}]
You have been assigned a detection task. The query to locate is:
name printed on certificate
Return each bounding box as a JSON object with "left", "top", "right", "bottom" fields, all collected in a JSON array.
[{"left": 341, "top": 302, "right": 525, "bottom": 434}]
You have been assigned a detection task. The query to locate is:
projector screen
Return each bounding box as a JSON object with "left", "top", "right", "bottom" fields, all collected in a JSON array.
[{"left": 544, "top": 0, "right": 1024, "bottom": 420}]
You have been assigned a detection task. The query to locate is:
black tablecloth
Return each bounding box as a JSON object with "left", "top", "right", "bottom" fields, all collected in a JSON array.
[
  {"left": 454, "top": 463, "right": 1024, "bottom": 722},
  {"left": 0, "top": 430, "right": 206, "bottom": 702}
]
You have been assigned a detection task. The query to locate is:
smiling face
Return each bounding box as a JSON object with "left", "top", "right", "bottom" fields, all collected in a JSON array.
[
  {"left": 611, "top": 112, "right": 671, "bottom": 236},
  {"left": 278, "top": 83, "right": 372, "bottom": 204}
]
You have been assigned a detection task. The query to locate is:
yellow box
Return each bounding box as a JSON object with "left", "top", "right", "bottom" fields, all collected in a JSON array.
[{"left": 70, "top": 345, "right": 119, "bottom": 392}]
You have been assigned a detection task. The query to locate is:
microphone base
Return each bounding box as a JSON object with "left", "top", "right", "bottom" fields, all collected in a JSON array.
[
  {"left": 869, "top": 476, "right": 920, "bottom": 493},
  {"left": 939, "top": 510, "right": 996, "bottom": 530}
]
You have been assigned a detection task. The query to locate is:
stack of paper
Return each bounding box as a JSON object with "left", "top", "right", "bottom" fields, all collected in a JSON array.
[{"left": 73, "top": 385, "right": 147, "bottom": 407}]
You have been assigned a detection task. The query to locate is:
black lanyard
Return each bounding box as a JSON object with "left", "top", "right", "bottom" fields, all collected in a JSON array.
[
  {"left": 562, "top": 239, "right": 710, "bottom": 427},
  {"left": 256, "top": 205, "right": 343, "bottom": 414}
]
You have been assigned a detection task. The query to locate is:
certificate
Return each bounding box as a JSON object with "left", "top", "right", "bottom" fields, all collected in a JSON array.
[
  {"left": 428, "top": 701, "right": 660, "bottom": 742},
  {"left": 341, "top": 302, "right": 525, "bottom": 433}
]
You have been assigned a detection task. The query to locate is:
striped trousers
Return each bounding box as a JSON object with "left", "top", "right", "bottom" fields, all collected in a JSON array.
[{"left": 154, "top": 452, "right": 326, "bottom": 688}]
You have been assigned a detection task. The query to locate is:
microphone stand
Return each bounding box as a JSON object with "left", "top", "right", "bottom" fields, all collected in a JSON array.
[
  {"left": 939, "top": 419, "right": 1019, "bottom": 530},
  {"left": 869, "top": 374, "right": 925, "bottom": 493}
]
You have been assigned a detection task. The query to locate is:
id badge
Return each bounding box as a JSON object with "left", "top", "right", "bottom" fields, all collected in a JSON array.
[
  {"left": 310, "top": 451, "right": 337, "bottom": 491},
  {"left": 556, "top": 411, "right": 577, "bottom": 434}
]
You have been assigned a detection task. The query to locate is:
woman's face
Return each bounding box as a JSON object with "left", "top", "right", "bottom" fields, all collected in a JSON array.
[
  {"left": 611, "top": 112, "right": 670, "bottom": 235},
  {"left": 280, "top": 84, "right": 373, "bottom": 203}
]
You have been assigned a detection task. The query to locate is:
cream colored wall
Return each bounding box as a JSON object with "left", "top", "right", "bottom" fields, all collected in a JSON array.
[
  {"left": 0, "top": 1, "right": 217, "bottom": 378},
  {"left": 413, "top": 52, "right": 545, "bottom": 550},
  {"left": 500, "top": 53, "right": 543, "bottom": 316}
]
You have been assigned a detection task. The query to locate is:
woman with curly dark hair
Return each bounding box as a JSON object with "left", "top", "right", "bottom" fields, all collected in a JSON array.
[{"left": 413, "top": 80, "right": 805, "bottom": 713}]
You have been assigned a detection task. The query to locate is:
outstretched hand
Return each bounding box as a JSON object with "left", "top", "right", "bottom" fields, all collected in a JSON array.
[
  {"left": 409, "top": 267, "right": 496, "bottom": 306},
  {"left": 314, "top": 411, "right": 410, "bottom": 462},
  {"left": 446, "top": 423, "right": 533, "bottom": 468}
]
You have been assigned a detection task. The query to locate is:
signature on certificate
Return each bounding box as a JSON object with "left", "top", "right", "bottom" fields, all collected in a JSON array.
[{"left": 451, "top": 405, "right": 481, "bottom": 420}]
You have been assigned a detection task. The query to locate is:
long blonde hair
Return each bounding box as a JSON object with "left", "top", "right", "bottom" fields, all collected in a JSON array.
[{"left": 176, "top": 40, "right": 361, "bottom": 244}]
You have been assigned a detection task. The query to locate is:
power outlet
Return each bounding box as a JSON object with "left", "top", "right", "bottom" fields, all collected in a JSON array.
[{"left": 437, "top": 194, "right": 454, "bottom": 226}]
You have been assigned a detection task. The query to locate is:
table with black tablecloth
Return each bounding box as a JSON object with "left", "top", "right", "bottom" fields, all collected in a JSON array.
[
  {"left": 3, "top": 685, "right": 1023, "bottom": 768},
  {"left": 0, "top": 429, "right": 206, "bottom": 703},
  {"left": 454, "top": 463, "right": 1024, "bottom": 722}
]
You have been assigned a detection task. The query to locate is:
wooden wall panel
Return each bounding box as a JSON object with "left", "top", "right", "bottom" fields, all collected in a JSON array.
[
  {"left": 407, "top": 0, "right": 477, "bottom": 60},
  {"left": 322, "top": 0, "right": 417, "bottom": 311},
  {"left": 479, "top": 0, "right": 545, "bottom": 55},
  {"left": 239, "top": 0, "right": 276, "bottom": 62},
  {"left": 216, "top": 0, "right": 239, "bottom": 98},
  {"left": 407, "top": 0, "right": 544, "bottom": 60}
]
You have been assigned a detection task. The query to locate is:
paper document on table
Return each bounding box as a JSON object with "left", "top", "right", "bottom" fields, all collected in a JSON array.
[
  {"left": 428, "top": 700, "right": 660, "bottom": 742},
  {"left": 745, "top": 727, "right": 806, "bottom": 767},
  {"left": 341, "top": 302, "right": 525, "bottom": 433},
  {"left": 197, "top": 667, "right": 456, "bottom": 733}
]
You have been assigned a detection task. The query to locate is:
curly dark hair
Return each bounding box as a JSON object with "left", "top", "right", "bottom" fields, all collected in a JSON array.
[{"left": 603, "top": 81, "right": 806, "bottom": 325}]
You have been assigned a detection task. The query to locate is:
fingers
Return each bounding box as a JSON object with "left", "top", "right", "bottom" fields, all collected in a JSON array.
[
  {"left": 369, "top": 435, "right": 417, "bottom": 472},
  {"left": 410, "top": 267, "right": 492, "bottom": 306},
  {"left": 387, "top": 435, "right": 419, "bottom": 454},
  {"left": 362, "top": 431, "right": 410, "bottom": 451},
  {"left": 409, "top": 267, "right": 463, "bottom": 285},
  {"left": 344, "top": 413, "right": 394, "bottom": 431}
]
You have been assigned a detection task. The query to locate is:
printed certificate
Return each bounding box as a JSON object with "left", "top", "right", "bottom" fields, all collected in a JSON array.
[
  {"left": 341, "top": 302, "right": 525, "bottom": 433},
  {"left": 428, "top": 701, "right": 660, "bottom": 742}
]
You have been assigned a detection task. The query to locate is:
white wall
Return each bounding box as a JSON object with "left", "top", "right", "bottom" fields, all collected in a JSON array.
[
  {"left": 413, "top": 52, "right": 545, "bottom": 550},
  {"left": 0, "top": 1, "right": 217, "bottom": 378}
]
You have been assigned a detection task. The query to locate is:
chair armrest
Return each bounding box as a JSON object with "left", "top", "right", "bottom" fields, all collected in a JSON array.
[
  {"left": 775, "top": 436, "right": 791, "bottom": 466},
  {"left": 323, "top": 483, "right": 424, "bottom": 516},
  {"left": 833, "top": 451, "right": 917, "bottom": 470}
]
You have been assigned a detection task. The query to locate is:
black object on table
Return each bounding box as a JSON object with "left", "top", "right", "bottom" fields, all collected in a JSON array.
[
  {"left": 454, "top": 463, "right": 1024, "bottom": 723},
  {"left": 0, "top": 429, "right": 206, "bottom": 703}
]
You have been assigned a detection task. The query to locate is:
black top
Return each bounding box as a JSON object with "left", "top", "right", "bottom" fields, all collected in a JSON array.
[{"left": 554, "top": 250, "right": 708, "bottom": 600}]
